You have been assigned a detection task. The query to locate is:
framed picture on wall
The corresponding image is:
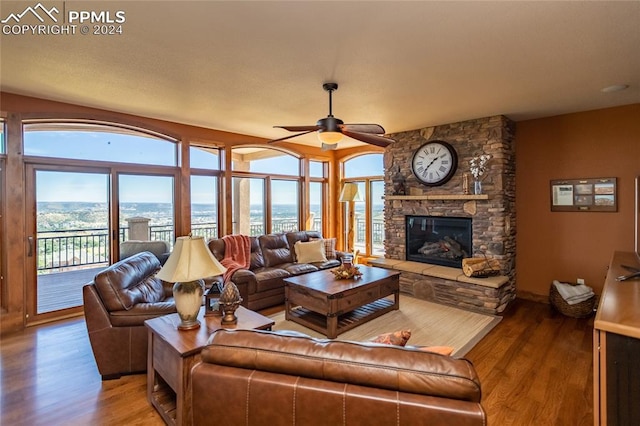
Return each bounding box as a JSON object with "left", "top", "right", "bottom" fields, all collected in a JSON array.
[{"left": 550, "top": 177, "right": 617, "bottom": 212}]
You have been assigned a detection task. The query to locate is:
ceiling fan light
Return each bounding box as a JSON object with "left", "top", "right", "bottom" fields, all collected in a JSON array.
[
  {"left": 317, "top": 131, "right": 343, "bottom": 144},
  {"left": 321, "top": 142, "right": 338, "bottom": 151}
]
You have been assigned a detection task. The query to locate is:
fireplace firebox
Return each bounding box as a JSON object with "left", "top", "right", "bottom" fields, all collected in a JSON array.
[{"left": 405, "top": 215, "right": 472, "bottom": 268}]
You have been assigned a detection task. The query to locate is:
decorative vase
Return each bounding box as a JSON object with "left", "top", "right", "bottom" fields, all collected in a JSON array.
[
  {"left": 173, "top": 279, "right": 205, "bottom": 330},
  {"left": 474, "top": 180, "right": 482, "bottom": 195},
  {"left": 462, "top": 173, "right": 470, "bottom": 195}
]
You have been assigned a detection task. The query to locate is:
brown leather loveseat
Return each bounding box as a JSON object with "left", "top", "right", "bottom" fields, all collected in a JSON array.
[
  {"left": 82, "top": 251, "right": 177, "bottom": 379},
  {"left": 207, "top": 231, "right": 342, "bottom": 311},
  {"left": 191, "top": 329, "right": 486, "bottom": 425}
]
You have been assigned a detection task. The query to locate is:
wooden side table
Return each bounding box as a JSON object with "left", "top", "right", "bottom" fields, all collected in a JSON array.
[{"left": 145, "top": 306, "right": 274, "bottom": 426}]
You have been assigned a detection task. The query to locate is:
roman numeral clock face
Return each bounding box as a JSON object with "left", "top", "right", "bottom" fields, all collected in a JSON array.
[{"left": 410, "top": 141, "right": 458, "bottom": 186}]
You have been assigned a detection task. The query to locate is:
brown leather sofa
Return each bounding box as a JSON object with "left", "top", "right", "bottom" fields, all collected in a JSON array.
[
  {"left": 82, "top": 251, "right": 177, "bottom": 379},
  {"left": 191, "top": 329, "right": 486, "bottom": 426},
  {"left": 207, "top": 231, "right": 342, "bottom": 311}
]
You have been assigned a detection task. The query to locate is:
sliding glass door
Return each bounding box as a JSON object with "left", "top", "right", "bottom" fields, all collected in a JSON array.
[{"left": 26, "top": 167, "right": 110, "bottom": 321}]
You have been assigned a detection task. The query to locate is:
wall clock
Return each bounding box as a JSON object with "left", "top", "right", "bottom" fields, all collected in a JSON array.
[{"left": 410, "top": 140, "right": 458, "bottom": 186}]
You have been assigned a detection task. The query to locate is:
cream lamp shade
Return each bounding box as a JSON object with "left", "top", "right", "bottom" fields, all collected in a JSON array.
[
  {"left": 156, "top": 235, "right": 226, "bottom": 283},
  {"left": 318, "top": 130, "right": 343, "bottom": 144},
  {"left": 339, "top": 182, "right": 363, "bottom": 202},
  {"left": 156, "top": 235, "right": 226, "bottom": 330}
]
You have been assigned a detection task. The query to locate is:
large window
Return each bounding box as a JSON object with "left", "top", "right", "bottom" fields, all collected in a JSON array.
[
  {"left": 0, "top": 122, "right": 4, "bottom": 309},
  {"left": 191, "top": 175, "right": 218, "bottom": 239},
  {"left": 190, "top": 146, "right": 221, "bottom": 239},
  {"left": 343, "top": 154, "right": 384, "bottom": 256},
  {"left": 233, "top": 147, "right": 299, "bottom": 175},
  {"left": 24, "top": 122, "right": 177, "bottom": 165},
  {"left": 22, "top": 122, "right": 180, "bottom": 322},
  {"left": 231, "top": 147, "right": 308, "bottom": 235},
  {"left": 190, "top": 145, "right": 220, "bottom": 170},
  {"left": 309, "top": 182, "right": 323, "bottom": 232},
  {"left": 118, "top": 174, "right": 175, "bottom": 246},
  {"left": 0, "top": 120, "right": 5, "bottom": 154},
  {"left": 272, "top": 179, "right": 299, "bottom": 232},
  {"left": 0, "top": 158, "right": 4, "bottom": 310},
  {"left": 308, "top": 160, "right": 327, "bottom": 233},
  {"left": 232, "top": 177, "right": 265, "bottom": 235}
]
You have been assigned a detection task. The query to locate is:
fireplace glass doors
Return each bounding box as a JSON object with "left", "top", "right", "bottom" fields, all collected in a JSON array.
[{"left": 405, "top": 215, "right": 472, "bottom": 268}]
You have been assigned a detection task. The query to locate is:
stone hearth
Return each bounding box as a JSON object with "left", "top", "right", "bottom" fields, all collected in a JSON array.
[{"left": 382, "top": 115, "right": 516, "bottom": 314}]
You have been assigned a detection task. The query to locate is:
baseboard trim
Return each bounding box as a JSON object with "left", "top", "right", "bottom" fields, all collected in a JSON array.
[{"left": 517, "top": 290, "right": 549, "bottom": 304}]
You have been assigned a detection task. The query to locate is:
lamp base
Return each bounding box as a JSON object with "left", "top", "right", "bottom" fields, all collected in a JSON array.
[
  {"left": 173, "top": 279, "right": 205, "bottom": 332},
  {"left": 177, "top": 320, "right": 201, "bottom": 331}
]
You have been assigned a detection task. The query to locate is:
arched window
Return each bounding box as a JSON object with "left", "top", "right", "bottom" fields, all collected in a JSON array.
[
  {"left": 342, "top": 153, "right": 385, "bottom": 257},
  {"left": 23, "top": 121, "right": 177, "bottom": 165},
  {"left": 22, "top": 121, "right": 178, "bottom": 321}
]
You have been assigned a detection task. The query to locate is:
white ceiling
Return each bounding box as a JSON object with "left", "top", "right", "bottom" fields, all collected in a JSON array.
[{"left": 1, "top": 1, "right": 639, "bottom": 148}]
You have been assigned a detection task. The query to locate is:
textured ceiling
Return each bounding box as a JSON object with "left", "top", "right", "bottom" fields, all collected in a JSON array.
[{"left": 1, "top": 1, "right": 639, "bottom": 148}]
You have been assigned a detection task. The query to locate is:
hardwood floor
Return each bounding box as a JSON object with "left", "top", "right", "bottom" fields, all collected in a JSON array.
[
  {"left": 466, "top": 298, "right": 594, "bottom": 426},
  {"left": 0, "top": 298, "right": 593, "bottom": 425}
]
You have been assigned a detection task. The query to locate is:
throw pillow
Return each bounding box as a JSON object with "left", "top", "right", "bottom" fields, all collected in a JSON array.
[
  {"left": 370, "top": 329, "right": 412, "bottom": 346},
  {"left": 310, "top": 237, "right": 337, "bottom": 260},
  {"left": 294, "top": 240, "right": 328, "bottom": 263},
  {"left": 413, "top": 345, "right": 454, "bottom": 356}
]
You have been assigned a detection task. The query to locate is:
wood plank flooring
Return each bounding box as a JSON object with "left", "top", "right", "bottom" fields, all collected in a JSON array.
[
  {"left": 465, "top": 298, "right": 594, "bottom": 426},
  {"left": 0, "top": 298, "right": 594, "bottom": 425}
]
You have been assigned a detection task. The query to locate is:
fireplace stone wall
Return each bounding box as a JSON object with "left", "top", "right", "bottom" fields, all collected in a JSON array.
[{"left": 383, "top": 115, "right": 517, "bottom": 312}]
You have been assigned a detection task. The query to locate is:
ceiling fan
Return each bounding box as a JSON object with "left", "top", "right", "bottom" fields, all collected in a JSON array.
[{"left": 269, "top": 83, "right": 394, "bottom": 150}]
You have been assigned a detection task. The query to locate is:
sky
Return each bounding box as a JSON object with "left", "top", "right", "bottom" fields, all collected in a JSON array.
[{"left": 27, "top": 128, "right": 383, "bottom": 204}]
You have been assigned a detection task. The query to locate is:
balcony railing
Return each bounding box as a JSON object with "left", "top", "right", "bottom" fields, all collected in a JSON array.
[
  {"left": 37, "top": 217, "right": 383, "bottom": 273},
  {"left": 37, "top": 228, "right": 111, "bottom": 272},
  {"left": 356, "top": 218, "right": 385, "bottom": 244},
  {"left": 36, "top": 224, "right": 181, "bottom": 273}
]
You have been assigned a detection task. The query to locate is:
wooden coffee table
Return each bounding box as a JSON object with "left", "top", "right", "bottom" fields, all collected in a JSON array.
[
  {"left": 284, "top": 265, "right": 400, "bottom": 339},
  {"left": 145, "top": 306, "right": 274, "bottom": 426}
]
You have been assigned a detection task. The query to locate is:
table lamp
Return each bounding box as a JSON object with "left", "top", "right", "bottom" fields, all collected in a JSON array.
[
  {"left": 156, "top": 235, "right": 227, "bottom": 330},
  {"left": 339, "top": 182, "right": 363, "bottom": 254}
]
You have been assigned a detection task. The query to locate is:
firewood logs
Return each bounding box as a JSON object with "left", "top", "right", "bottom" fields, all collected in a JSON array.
[{"left": 462, "top": 257, "right": 501, "bottom": 277}]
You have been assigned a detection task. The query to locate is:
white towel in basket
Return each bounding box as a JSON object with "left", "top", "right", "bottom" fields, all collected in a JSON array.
[{"left": 553, "top": 280, "right": 594, "bottom": 305}]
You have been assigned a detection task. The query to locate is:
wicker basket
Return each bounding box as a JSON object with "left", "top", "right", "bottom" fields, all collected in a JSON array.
[{"left": 549, "top": 282, "right": 596, "bottom": 318}]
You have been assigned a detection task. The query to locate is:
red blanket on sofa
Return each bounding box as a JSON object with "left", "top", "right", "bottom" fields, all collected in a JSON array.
[{"left": 220, "top": 235, "right": 251, "bottom": 283}]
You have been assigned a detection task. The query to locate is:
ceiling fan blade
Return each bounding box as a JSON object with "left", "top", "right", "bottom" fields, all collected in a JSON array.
[
  {"left": 341, "top": 124, "right": 386, "bottom": 134},
  {"left": 321, "top": 143, "right": 338, "bottom": 151},
  {"left": 275, "top": 125, "right": 322, "bottom": 132},
  {"left": 341, "top": 129, "right": 393, "bottom": 148},
  {"left": 267, "top": 129, "right": 317, "bottom": 143}
]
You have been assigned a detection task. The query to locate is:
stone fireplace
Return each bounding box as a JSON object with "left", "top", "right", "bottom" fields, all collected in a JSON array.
[{"left": 377, "top": 115, "right": 516, "bottom": 314}]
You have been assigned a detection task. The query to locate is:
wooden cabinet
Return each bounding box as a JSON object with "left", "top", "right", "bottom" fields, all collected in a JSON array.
[{"left": 593, "top": 251, "right": 640, "bottom": 425}]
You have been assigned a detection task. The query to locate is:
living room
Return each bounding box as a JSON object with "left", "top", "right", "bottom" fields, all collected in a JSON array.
[{"left": 1, "top": 1, "right": 639, "bottom": 425}]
